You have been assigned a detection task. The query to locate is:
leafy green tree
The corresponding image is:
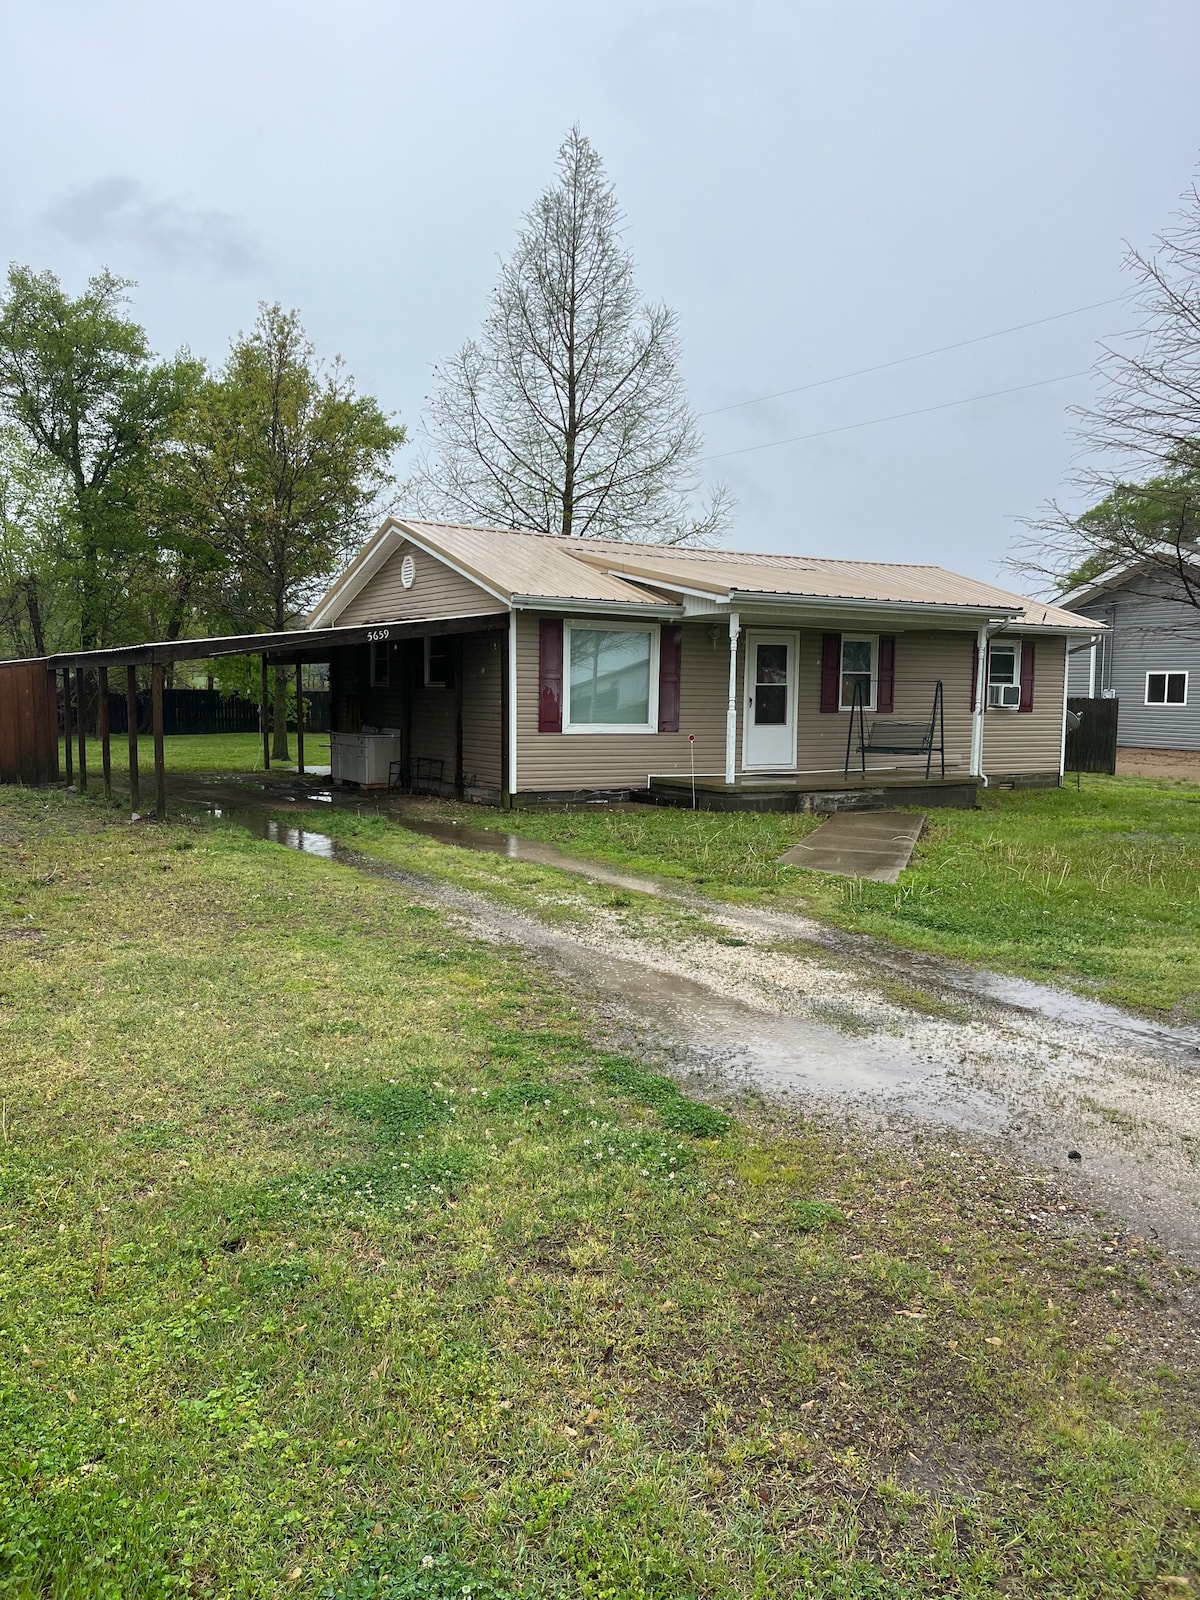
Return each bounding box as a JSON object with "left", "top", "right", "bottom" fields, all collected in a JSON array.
[
  {"left": 178, "top": 302, "right": 403, "bottom": 757},
  {"left": 412, "top": 127, "right": 729, "bottom": 545},
  {"left": 0, "top": 266, "right": 202, "bottom": 649},
  {"left": 0, "top": 425, "right": 73, "bottom": 658}
]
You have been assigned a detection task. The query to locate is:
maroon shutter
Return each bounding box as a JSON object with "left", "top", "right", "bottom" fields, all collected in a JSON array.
[
  {"left": 877, "top": 635, "right": 895, "bottom": 713},
  {"left": 971, "top": 642, "right": 980, "bottom": 711},
  {"left": 538, "top": 618, "right": 563, "bottom": 732},
  {"left": 658, "top": 624, "right": 682, "bottom": 732},
  {"left": 820, "top": 633, "right": 841, "bottom": 713},
  {"left": 1019, "top": 638, "right": 1035, "bottom": 713}
]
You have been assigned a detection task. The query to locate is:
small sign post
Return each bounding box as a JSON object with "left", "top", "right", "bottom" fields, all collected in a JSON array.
[{"left": 689, "top": 733, "right": 696, "bottom": 811}]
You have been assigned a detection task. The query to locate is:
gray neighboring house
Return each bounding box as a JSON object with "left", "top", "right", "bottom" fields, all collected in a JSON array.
[{"left": 1061, "top": 564, "right": 1200, "bottom": 750}]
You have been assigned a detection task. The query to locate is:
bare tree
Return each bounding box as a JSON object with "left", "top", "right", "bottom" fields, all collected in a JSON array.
[
  {"left": 1018, "top": 179, "right": 1200, "bottom": 607},
  {"left": 411, "top": 127, "right": 730, "bottom": 545}
]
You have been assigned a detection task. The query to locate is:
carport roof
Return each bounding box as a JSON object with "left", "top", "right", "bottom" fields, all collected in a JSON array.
[{"left": 7, "top": 610, "right": 508, "bottom": 673}]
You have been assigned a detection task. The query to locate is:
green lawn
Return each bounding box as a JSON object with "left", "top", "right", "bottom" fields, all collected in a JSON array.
[
  {"left": 400, "top": 777, "right": 1200, "bottom": 1019},
  {"left": 59, "top": 731, "right": 331, "bottom": 777},
  {"left": 0, "top": 789, "right": 1196, "bottom": 1597}
]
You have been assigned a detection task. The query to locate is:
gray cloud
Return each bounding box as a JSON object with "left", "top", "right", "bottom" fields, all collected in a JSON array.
[{"left": 44, "top": 177, "right": 264, "bottom": 278}]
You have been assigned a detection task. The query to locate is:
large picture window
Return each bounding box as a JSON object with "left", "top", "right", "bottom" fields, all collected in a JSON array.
[
  {"left": 565, "top": 622, "right": 658, "bottom": 732},
  {"left": 839, "top": 635, "right": 876, "bottom": 711},
  {"left": 1146, "top": 671, "right": 1188, "bottom": 706}
]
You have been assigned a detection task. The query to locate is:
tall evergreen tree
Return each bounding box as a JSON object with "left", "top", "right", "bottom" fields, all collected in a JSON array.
[{"left": 413, "top": 127, "right": 729, "bottom": 545}]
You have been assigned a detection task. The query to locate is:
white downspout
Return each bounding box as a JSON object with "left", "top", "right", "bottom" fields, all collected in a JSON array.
[
  {"left": 1087, "top": 634, "right": 1097, "bottom": 698},
  {"left": 969, "top": 624, "right": 988, "bottom": 782},
  {"left": 1059, "top": 640, "right": 1071, "bottom": 782},
  {"left": 725, "top": 610, "right": 740, "bottom": 787},
  {"left": 507, "top": 609, "right": 518, "bottom": 799}
]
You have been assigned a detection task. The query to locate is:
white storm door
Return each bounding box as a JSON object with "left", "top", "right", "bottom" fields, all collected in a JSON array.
[{"left": 743, "top": 632, "right": 798, "bottom": 768}]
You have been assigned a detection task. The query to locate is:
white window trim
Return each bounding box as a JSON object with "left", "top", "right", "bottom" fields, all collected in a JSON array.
[
  {"left": 1144, "top": 669, "right": 1189, "bottom": 707},
  {"left": 838, "top": 633, "right": 878, "bottom": 712},
  {"left": 369, "top": 640, "right": 390, "bottom": 688},
  {"left": 563, "top": 619, "right": 660, "bottom": 734},
  {"left": 987, "top": 639, "right": 1022, "bottom": 710},
  {"left": 424, "top": 635, "right": 449, "bottom": 689}
]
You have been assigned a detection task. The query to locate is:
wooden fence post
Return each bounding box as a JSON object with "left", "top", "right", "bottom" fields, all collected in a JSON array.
[
  {"left": 295, "top": 660, "right": 305, "bottom": 776},
  {"left": 126, "top": 666, "right": 140, "bottom": 814},
  {"left": 152, "top": 662, "right": 166, "bottom": 821},
  {"left": 75, "top": 666, "right": 88, "bottom": 792},
  {"left": 260, "top": 655, "right": 271, "bottom": 771},
  {"left": 62, "top": 669, "right": 74, "bottom": 786},
  {"left": 98, "top": 665, "right": 112, "bottom": 801}
]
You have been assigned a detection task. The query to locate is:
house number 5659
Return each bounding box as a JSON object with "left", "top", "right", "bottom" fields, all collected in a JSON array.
[{"left": 366, "top": 629, "right": 391, "bottom": 642}]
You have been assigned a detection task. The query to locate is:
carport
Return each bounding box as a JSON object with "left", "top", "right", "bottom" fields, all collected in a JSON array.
[{"left": 0, "top": 611, "right": 506, "bottom": 817}]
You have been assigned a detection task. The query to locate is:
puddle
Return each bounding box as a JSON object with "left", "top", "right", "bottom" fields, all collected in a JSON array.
[
  {"left": 387, "top": 814, "right": 666, "bottom": 896},
  {"left": 178, "top": 794, "right": 1200, "bottom": 1258}
]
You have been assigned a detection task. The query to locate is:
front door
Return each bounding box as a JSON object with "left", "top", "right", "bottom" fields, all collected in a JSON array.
[{"left": 743, "top": 632, "right": 798, "bottom": 769}]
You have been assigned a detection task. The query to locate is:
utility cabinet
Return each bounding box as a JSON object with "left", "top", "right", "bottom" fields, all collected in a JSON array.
[{"left": 330, "top": 730, "right": 403, "bottom": 788}]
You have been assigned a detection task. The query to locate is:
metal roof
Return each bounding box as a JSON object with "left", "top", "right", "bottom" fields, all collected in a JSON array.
[
  {"left": 309, "top": 518, "right": 1099, "bottom": 632},
  {"left": 10, "top": 612, "right": 507, "bottom": 673}
]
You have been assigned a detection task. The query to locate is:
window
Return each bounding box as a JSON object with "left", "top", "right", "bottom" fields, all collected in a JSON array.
[
  {"left": 565, "top": 622, "right": 658, "bottom": 732},
  {"left": 987, "top": 642, "right": 1021, "bottom": 709},
  {"left": 839, "top": 635, "right": 876, "bottom": 711},
  {"left": 1146, "top": 671, "right": 1188, "bottom": 706},
  {"left": 369, "top": 641, "right": 389, "bottom": 687},
  {"left": 753, "top": 642, "right": 789, "bottom": 725},
  {"left": 424, "top": 636, "right": 451, "bottom": 688}
]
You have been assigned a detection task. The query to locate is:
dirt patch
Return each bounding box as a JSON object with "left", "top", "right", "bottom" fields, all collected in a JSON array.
[{"left": 1117, "top": 747, "right": 1200, "bottom": 782}]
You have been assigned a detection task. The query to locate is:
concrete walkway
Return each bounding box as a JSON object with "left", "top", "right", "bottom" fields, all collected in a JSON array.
[{"left": 777, "top": 810, "right": 925, "bottom": 884}]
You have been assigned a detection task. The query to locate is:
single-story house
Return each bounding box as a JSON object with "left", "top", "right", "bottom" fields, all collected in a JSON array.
[
  {"left": 1061, "top": 562, "right": 1200, "bottom": 751},
  {"left": 306, "top": 520, "right": 1098, "bottom": 809}
]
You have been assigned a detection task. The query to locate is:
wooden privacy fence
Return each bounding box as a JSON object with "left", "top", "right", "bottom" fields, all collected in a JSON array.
[
  {"left": 97, "top": 688, "right": 331, "bottom": 737},
  {"left": 0, "top": 660, "right": 58, "bottom": 784},
  {"left": 1065, "top": 696, "right": 1119, "bottom": 775}
]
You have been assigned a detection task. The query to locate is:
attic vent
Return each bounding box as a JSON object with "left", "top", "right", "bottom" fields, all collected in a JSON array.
[{"left": 400, "top": 553, "right": 416, "bottom": 589}]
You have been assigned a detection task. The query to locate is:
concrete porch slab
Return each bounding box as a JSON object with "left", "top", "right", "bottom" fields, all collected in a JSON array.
[{"left": 777, "top": 810, "right": 926, "bottom": 884}]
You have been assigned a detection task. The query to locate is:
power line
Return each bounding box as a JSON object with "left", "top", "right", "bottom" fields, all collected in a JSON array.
[
  {"left": 700, "top": 370, "right": 1091, "bottom": 463},
  {"left": 699, "top": 295, "right": 1126, "bottom": 418}
]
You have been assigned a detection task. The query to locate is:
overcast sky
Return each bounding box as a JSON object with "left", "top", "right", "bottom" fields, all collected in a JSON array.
[{"left": 3, "top": 0, "right": 1199, "bottom": 587}]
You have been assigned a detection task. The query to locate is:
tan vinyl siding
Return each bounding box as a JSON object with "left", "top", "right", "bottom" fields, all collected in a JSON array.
[
  {"left": 736, "top": 626, "right": 977, "bottom": 774},
  {"left": 981, "top": 635, "right": 1066, "bottom": 777},
  {"left": 462, "top": 631, "right": 503, "bottom": 788},
  {"left": 335, "top": 541, "right": 501, "bottom": 626},
  {"left": 515, "top": 613, "right": 728, "bottom": 791}
]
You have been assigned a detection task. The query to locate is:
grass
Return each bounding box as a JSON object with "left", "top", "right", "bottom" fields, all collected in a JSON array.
[
  {"left": 58, "top": 731, "right": 331, "bottom": 777},
  {"left": 394, "top": 777, "right": 1200, "bottom": 1019},
  {"left": 0, "top": 788, "right": 1197, "bottom": 1597}
]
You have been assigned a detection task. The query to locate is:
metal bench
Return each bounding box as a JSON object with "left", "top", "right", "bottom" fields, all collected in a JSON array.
[{"left": 844, "top": 680, "right": 945, "bottom": 779}]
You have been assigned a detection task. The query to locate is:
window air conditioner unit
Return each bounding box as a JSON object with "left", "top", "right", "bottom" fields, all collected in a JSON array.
[{"left": 988, "top": 684, "right": 1021, "bottom": 709}]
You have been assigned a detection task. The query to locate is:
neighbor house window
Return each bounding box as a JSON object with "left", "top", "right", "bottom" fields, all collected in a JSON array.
[
  {"left": 987, "top": 641, "right": 1021, "bottom": 709},
  {"left": 424, "top": 636, "right": 451, "bottom": 688},
  {"left": 564, "top": 621, "right": 658, "bottom": 732},
  {"left": 1145, "top": 671, "right": 1188, "bottom": 706},
  {"left": 839, "top": 636, "right": 876, "bottom": 711},
  {"left": 369, "top": 641, "right": 389, "bottom": 687}
]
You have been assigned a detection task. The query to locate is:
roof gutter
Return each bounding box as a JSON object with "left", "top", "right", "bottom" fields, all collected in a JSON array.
[
  {"left": 510, "top": 594, "right": 685, "bottom": 618},
  {"left": 727, "top": 590, "right": 1023, "bottom": 624}
]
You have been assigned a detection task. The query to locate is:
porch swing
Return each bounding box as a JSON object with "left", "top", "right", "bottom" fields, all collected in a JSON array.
[{"left": 843, "top": 679, "right": 946, "bottom": 779}]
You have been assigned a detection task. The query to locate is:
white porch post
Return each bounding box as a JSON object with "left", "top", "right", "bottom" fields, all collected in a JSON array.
[
  {"left": 969, "top": 624, "right": 988, "bottom": 778},
  {"left": 725, "top": 610, "right": 741, "bottom": 787}
]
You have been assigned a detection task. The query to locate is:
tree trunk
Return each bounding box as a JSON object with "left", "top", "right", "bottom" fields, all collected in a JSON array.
[
  {"left": 23, "top": 581, "right": 46, "bottom": 657},
  {"left": 272, "top": 666, "right": 290, "bottom": 762}
]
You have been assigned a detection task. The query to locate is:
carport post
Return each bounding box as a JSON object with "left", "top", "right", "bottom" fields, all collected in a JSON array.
[
  {"left": 126, "top": 666, "right": 140, "bottom": 813},
  {"left": 62, "top": 669, "right": 74, "bottom": 785},
  {"left": 295, "top": 660, "right": 305, "bottom": 776},
  {"left": 98, "top": 665, "right": 112, "bottom": 801},
  {"left": 260, "top": 655, "right": 270, "bottom": 771},
  {"left": 152, "top": 661, "right": 166, "bottom": 821},
  {"left": 75, "top": 667, "right": 88, "bottom": 792}
]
